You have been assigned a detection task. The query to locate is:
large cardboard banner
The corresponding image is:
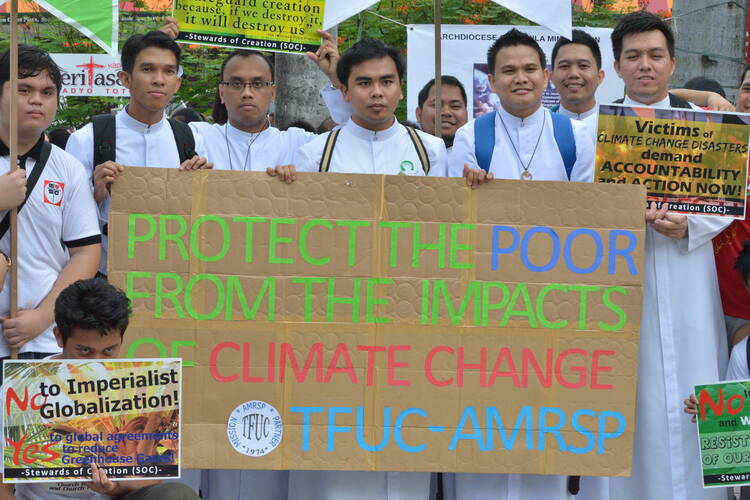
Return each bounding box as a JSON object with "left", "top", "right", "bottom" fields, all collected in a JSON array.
[
  {"left": 172, "top": 0, "right": 324, "bottom": 54},
  {"left": 2, "top": 359, "right": 182, "bottom": 482},
  {"left": 51, "top": 54, "right": 128, "bottom": 97},
  {"left": 110, "top": 169, "right": 645, "bottom": 475},
  {"left": 695, "top": 380, "right": 750, "bottom": 487},
  {"left": 596, "top": 104, "right": 750, "bottom": 218},
  {"left": 406, "top": 25, "right": 623, "bottom": 121}
]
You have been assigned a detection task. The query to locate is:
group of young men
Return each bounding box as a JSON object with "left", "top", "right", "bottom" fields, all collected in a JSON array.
[{"left": 0, "top": 7, "right": 746, "bottom": 500}]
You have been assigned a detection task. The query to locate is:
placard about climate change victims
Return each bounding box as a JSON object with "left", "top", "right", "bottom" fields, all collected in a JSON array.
[
  {"left": 596, "top": 104, "right": 750, "bottom": 218},
  {"left": 173, "top": 0, "right": 324, "bottom": 54},
  {"left": 110, "top": 169, "right": 645, "bottom": 476},
  {"left": 2, "top": 359, "right": 181, "bottom": 483},
  {"left": 695, "top": 380, "right": 750, "bottom": 488}
]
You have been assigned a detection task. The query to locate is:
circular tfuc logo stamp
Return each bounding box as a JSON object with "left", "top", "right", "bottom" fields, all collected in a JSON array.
[{"left": 227, "top": 400, "right": 282, "bottom": 457}]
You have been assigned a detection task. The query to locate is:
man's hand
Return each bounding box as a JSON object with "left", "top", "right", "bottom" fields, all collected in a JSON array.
[
  {"left": 266, "top": 164, "right": 297, "bottom": 183},
  {"left": 89, "top": 463, "right": 119, "bottom": 495},
  {"left": 179, "top": 156, "right": 213, "bottom": 171},
  {"left": 462, "top": 163, "right": 493, "bottom": 189},
  {"left": 644, "top": 200, "right": 668, "bottom": 224},
  {"left": 706, "top": 92, "right": 735, "bottom": 112},
  {"left": 160, "top": 16, "right": 179, "bottom": 40},
  {"left": 652, "top": 212, "right": 688, "bottom": 240},
  {"left": 93, "top": 161, "right": 124, "bottom": 203},
  {"left": 683, "top": 394, "right": 698, "bottom": 423},
  {"left": 307, "top": 31, "right": 341, "bottom": 88},
  {"left": 1, "top": 309, "right": 52, "bottom": 350},
  {"left": 0, "top": 169, "right": 26, "bottom": 211}
]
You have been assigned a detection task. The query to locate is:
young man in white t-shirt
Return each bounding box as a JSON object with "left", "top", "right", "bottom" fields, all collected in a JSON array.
[
  {"left": 0, "top": 45, "right": 101, "bottom": 362},
  {"left": 0, "top": 278, "right": 199, "bottom": 500}
]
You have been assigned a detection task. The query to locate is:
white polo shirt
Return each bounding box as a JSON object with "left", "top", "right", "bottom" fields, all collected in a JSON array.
[
  {"left": 65, "top": 108, "right": 208, "bottom": 275},
  {"left": 0, "top": 137, "right": 101, "bottom": 357},
  {"left": 295, "top": 118, "right": 448, "bottom": 176}
]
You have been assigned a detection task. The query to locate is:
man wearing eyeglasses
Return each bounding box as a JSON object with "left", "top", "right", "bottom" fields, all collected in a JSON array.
[{"left": 183, "top": 28, "right": 350, "bottom": 174}]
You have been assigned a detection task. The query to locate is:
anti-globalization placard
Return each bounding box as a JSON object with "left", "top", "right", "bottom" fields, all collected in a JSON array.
[
  {"left": 2, "top": 359, "right": 182, "bottom": 482},
  {"left": 110, "top": 169, "right": 645, "bottom": 476},
  {"left": 173, "top": 0, "right": 324, "bottom": 54},
  {"left": 695, "top": 380, "right": 750, "bottom": 487},
  {"left": 596, "top": 104, "right": 750, "bottom": 218}
]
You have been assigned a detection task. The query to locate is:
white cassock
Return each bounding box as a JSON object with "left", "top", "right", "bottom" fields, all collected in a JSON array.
[
  {"left": 286, "top": 117, "right": 446, "bottom": 500},
  {"left": 605, "top": 95, "right": 729, "bottom": 500},
  {"left": 446, "top": 103, "right": 609, "bottom": 500},
  {"left": 190, "top": 86, "right": 351, "bottom": 173},
  {"left": 190, "top": 121, "right": 314, "bottom": 171},
  {"left": 194, "top": 87, "right": 352, "bottom": 500},
  {"left": 296, "top": 118, "right": 448, "bottom": 176},
  {"left": 450, "top": 104, "right": 593, "bottom": 182},
  {"left": 555, "top": 101, "right": 599, "bottom": 147},
  {"left": 65, "top": 107, "right": 208, "bottom": 276}
]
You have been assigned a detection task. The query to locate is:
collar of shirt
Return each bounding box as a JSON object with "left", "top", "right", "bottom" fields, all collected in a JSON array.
[
  {"left": 558, "top": 101, "right": 599, "bottom": 121},
  {"left": 118, "top": 106, "right": 168, "bottom": 134},
  {"left": 622, "top": 94, "right": 671, "bottom": 108},
  {"left": 0, "top": 133, "right": 46, "bottom": 163},
  {"left": 344, "top": 117, "right": 400, "bottom": 142},
  {"left": 496, "top": 103, "right": 545, "bottom": 129},
  {"left": 226, "top": 121, "right": 274, "bottom": 144}
]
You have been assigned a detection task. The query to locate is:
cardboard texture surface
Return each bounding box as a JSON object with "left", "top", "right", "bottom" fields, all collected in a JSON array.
[{"left": 109, "top": 168, "right": 645, "bottom": 476}]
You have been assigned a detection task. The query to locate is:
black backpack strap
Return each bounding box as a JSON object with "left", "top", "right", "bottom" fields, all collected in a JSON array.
[
  {"left": 319, "top": 129, "right": 341, "bottom": 172},
  {"left": 0, "top": 141, "right": 53, "bottom": 240},
  {"left": 668, "top": 92, "right": 693, "bottom": 109},
  {"left": 92, "top": 114, "right": 116, "bottom": 168},
  {"left": 168, "top": 118, "right": 197, "bottom": 164},
  {"left": 404, "top": 126, "right": 430, "bottom": 175}
]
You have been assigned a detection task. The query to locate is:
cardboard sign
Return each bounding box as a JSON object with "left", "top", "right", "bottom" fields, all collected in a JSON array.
[
  {"left": 51, "top": 54, "right": 129, "bottom": 97},
  {"left": 2, "top": 359, "right": 182, "bottom": 482},
  {"left": 109, "top": 169, "right": 645, "bottom": 476},
  {"left": 172, "top": 0, "right": 324, "bottom": 54},
  {"left": 695, "top": 380, "right": 750, "bottom": 487},
  {"left": 596, "top": 104, "right": 750, "bottom": 218},
  {"left": 406, "top": 25, "right": 623, "bottom": 121}
]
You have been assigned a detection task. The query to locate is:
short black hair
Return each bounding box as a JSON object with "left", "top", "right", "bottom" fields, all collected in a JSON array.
[
  {"left": 683, "top": 76, "right": 726, "bottom": 98},
  {"left": 551, "top": 29, "right": 602, "bottom": 70},
  {"left": 170, "top": 107, "right": 205, "bottom": 123},
  {"left": 0, "top": 45, "right": 62, "bottom": 98},
  {"left": 740, "top": 64, "right": 750, "bottom": 86},
  {"left": 212, "top": 49, "right": 274, "bottom": 125},
  {"left": 47, "top": 127, "right": 71, "bottom": 149},
  {"left": 121, "top": 30, "right": 181, "bottom": 74},
  {"left": 336, "top": 38, "right": 405, "bottom": 88},
  {"left": 737, "top": 241, "right": 750, "bottom": 288},
  {"left": 417, "top": 76, "right": 468, "bottom": 108},
  {"left": 487, "top": 29, "right": 546, "bottom": 75},
  {"left": 54, "top": 278, "right": 131, "bottom": 344},
  {"left": 611, "top": 11, "right": 675, "bottom": 62}
]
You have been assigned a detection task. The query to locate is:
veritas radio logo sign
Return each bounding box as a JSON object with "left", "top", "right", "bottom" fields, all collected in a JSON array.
[{"left": 51, "top": 54, "right": 130, "bottom": 97}]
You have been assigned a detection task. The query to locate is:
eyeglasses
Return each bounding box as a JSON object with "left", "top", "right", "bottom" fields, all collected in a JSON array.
[{"left": 220, "top": 81, "right": 275, "bottom": 91}]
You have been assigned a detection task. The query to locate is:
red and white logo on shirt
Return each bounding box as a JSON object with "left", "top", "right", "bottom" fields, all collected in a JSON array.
[{"left": 43, "top": 180, "right": 65, "bottom": 206}]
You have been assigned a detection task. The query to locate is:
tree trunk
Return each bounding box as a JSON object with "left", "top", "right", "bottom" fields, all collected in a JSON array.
[
  {"left": 671, "top": 0, "right": 746, "bottom": 103},
  {"left": 274, "top": 50, "right": 333, "bottom": 131}
]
